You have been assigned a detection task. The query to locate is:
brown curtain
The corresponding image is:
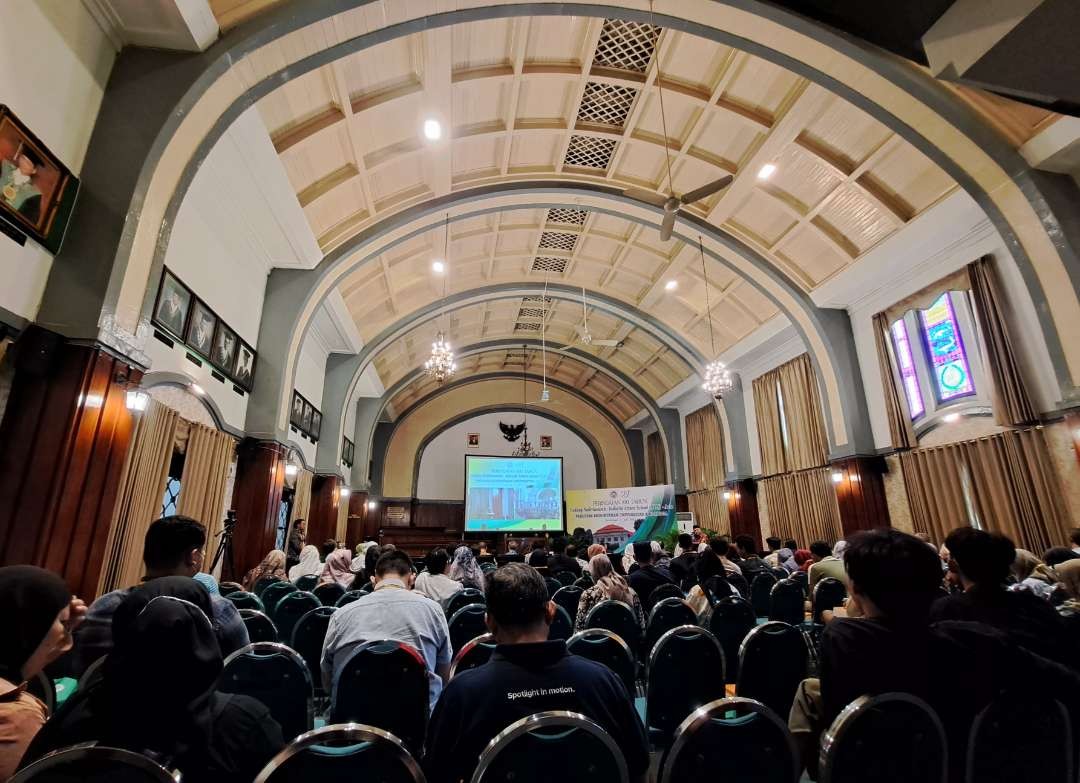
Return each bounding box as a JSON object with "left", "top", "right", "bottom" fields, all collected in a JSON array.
[
  {"left": 98, "top": 399, "right": 180, "bottom": 594},
  {"left": 685, "top": 404, "right": 726, "bottom": 491},
  {"left": 899, "top": 445, "right": 971, "bottom": 546},
  {"left": 753, "top": 368, "right": 787, "bottom": 476},
  {"left": 335, "top": 487, "right": 350, "bottom": 543},
  {"left": 872, "top": 312, "right": 917, "bottom": 449},
  {"left": 687, "top": 488, "right": 730, "bottom": 536},
  {"left": 967, "top": 256, "right": 1037, "bottom": 426},
  {"left": 645, "top": 432, "right": 667, "bottom": 485},
  {"left": 285, "top": 468, "right": 314, "bottom": 550},
  {"left": 777, "top": 354, "right": 829, "bottom": 471},
  {"left": 759, "top": 467, "right": 842, "bottom": 546},
  {"left": 177, "top": 422, "right": 235, "bottom": 555}
]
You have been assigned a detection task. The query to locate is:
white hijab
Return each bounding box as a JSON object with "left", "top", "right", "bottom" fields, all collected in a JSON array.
[{"left": 289, "top": 545, "right": 322, "bottom": 582}]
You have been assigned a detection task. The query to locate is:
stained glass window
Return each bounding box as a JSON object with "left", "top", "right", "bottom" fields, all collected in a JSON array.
[
  {"left": 920, "top": 293, "right": 975, "bottom": 401},
  {"left": 890, "top": 319, "right": 925, "bottom": 419},
  {"left": 161, "top": 477, "right": 181, "bottom": 518}
]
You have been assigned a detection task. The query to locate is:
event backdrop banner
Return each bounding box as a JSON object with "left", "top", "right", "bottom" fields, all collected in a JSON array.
[{"left": 565, "top": 484, "right": 677, "bottom": 553}]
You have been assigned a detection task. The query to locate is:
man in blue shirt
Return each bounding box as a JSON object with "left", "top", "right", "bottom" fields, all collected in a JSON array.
[{"left": 424, "top": 563, "right": 649, "bottom": 783}]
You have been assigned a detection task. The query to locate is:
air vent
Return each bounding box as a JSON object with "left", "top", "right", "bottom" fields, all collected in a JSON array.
[
  {"left": 564, "top": 135, "right": 617, "bottom": 170},
  {"left": 518, "top": 307, "right": 546, "bottom": 319},
  {"left": 538, "top": 231, "right": 578, "bottom": 252},
  {"left": 515, "top": 322, "right": 542, "bottom": 331},
  {"left": 522, "top": 295, "right": 552, "bottom": 305},
  {"left": 546, "top": 208, "right": 587, "bottom": 226},
  {"left": 577, "top": 82, "right": 638, "bottom": 128},
  {"left": 532, "top": 256, "right": 568, "bottom": 273},
  {"left": 592, "top": 18, "right": 660, "bottom": 74}
]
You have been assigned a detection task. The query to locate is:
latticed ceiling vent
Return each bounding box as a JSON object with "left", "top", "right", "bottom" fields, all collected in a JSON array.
[
  {"left": 514, "top": 322, "right": 542, "bottom": 331},
  {"left": 532, "top": 256, "right": 568, "bottom": 273},
  {"left": 518, "top": 307, "right": 546, "bottom": 319},
  {"left": 563, "top": 135, "right": 617, "bottom": 170},
  {"left": 592, "top": 18, "right": 660, "bottom": 74},
  {"left": 577, "top": 82, "right": 638, "bottom": 128},
  {"left": 538, "top": 230, "right": 578, "bottom": 252},
  {"left": 522, "top": 295, "right": 552, "bottom": 305},
  {"left": 546, "top": 208, "right": 587, "bottom": 226}
]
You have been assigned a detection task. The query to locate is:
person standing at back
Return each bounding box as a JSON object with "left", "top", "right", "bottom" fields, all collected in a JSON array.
[
  {"left": 423, "top": 563, "right": 649, "bottom": 783},
  {"left": 626, "top": 541, "right": 676, "bottom": 610},
  {"left": 285, "top": 518, "right": 306, "bottom": 574}
]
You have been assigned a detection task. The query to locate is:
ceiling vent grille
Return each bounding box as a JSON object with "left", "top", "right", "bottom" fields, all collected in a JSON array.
[
  {"left": 546, "top": 208, "right": 587, "bottom": 226},
  {"left": 517, "top": 307, "right": 546, "bottom": 319},
  {"left": 563, "top": 135, "right": 617, "bottom": 170},
  {"left": 577, "top": 82, "right": 638, "bottom": 128},
  {"left": 592, "top": 18, "right": 660, "bottom": 74},
  {"left": 522, "top": 295, "right": 552, "bottom": 305},
  {"left": 538, "top": 230, "right": 578, "bottom": 252},
  {"left": 532, "top": 256, "right": 568, "bottom": 273},
  {"left": 515, "top": 322, "right": 542, "bottom": 331}
]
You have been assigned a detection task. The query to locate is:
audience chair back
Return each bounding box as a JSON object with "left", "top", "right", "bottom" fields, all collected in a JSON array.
[
  {"left": 544, "top": 577, "right": 562, "bottom": 598},
  {"left": 727, "top": 572, "right": 751, "bottom": 600},
  {"left": 659, "top": 696, "right": 799, "bottom": 783},
  {"left": 737, "top": 622, "right": 808, "bottom": 719},
  {"left": 239, "top": 608, "right": 279, "bottom": 643},
  {"left": 551, "top": 585, "right": 584, "bottom": 619},
  {"left": 768, "top": 579, "right": 804, "bottom": 626},
  {"left": 219, "top": 581, "right": 244, "bottom": 596},
  {"left": 584, "top": 600, "right": 642, "bottom": 660},
  {"left": 273, "top": 590, "right": 322, "bottom": 641},
  {"left": 446, "top": 588, "right": 485, "bottom": 618},
  {"left": 548, "top": 605, "right": 574, "bottom": 641},
  {"left": 10, "top": 744, "right": 178, "bottom": 783},
  {"left": 335, "top": 590, "right": 363, "bottom": 608},
  {"left": 261, "top": 581, "right": 299, "bottom": 616},
  {"left": 470, "top": 711, "right": 629, "bottom": 783},
  {"left": 708, "top": 597, "right": 756, "bottom": 684},
  {"left": 770, "top": 567, "right": 789, "bottom": 581},
  {"left": 26, "top": 672, "right": 55, "bottom": 716},
  {"left": 226, "top": 590, "right": 265, "bottom": 612},
  {"left": 219, "top": 642, "right": 313, "bottom": 742},
  {"left": 750, "top": 573, "right": 777, "bottom": 616},
  {"left": 553, "top": 570, "right": 577, "bottom": 587},
  {"left": 789, "top": 571, "right": 809, "bottom": 596},
  {"left": 480, "top": 562, "right": 497, "bottom": 574},
  {"left": 820, "top": 693, "right": 947, "bottom": 783},
  {"left": 253, "top": 723, "right": 425, "bottom": 783},
  {"left": 358, "top": 581, "right": 374, "bottom": 595},
  {"left": 811, "top": 578, "right": 847, "bottom": 625},
  {"left": 646, "top": 626, "right": 726, "bottom": 740},
  {"left": 254, "top": 575, "right": 282, "bottom": 597},
  {"left": 701, "top": 575, "right": 734, "bottom": 607},
  {"left": 294, "top": 574, "right": 318, "bottom": 592},
  {"left": 290, "top": 606, "right": 336, "bottom": 696},
  {"left": 574, "top": 573, "right": 593, "bottom": 588},
  {"left": 331, "top": 640, "right": 429, "bottom": 753},
  {"left": 78, "top": 656, "right": 106, "bottom": 689},
  {"left": 449, "top": 633, "right": 497, "bottom": 679},
  {"left": 650, "top": 583, "right": 686, "bottom": 605},
  {"left": 966, "top": 691, "right": 1072, "bottom": 783},
  {"left": 313, "top": 582, "right": 347, "bottom": 606},
  {"left": 645, "top": 598, "right": 698, "bottom": 657},
  {"left": 566, "top": 629, "right": 635, "bottom": 695},
  {"left": 449, "top": 604, "right": 490, "bottom": 655}
]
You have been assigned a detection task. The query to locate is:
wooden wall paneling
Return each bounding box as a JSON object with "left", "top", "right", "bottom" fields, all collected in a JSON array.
[
  {"left": 231, "top": 439, "right": 286, "bottom": 580},
  {"left": 726, "top": 479, "right": 762, "bottom": 548},
  {"left": 411, "top": 501, "right": 464, "bottom": 532},
  {"left": 347, "top": 490, "right": 371, "bottom": 545},
  {"left": 832, "top": 456, "right": 891, "bottom": 536},
  {"left": 307, "top": 474, "right": 342, "bottom": 547},
  {"left": 675, "top": 494, "right": 689, "bottom": 513}
]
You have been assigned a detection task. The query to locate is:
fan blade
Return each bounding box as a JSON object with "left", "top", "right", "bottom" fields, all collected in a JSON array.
[
  {"left": 592, "top": 340, "right": 621, "bottom": 347},
  {"left": 659, "top": 208, "right": 676, "bottom": 242},
  {"left": 680, "top": 175, "right": 733, "bottom": 205},
  {"left": 623, "top": 187, "right": 669, "bottom": 207}
]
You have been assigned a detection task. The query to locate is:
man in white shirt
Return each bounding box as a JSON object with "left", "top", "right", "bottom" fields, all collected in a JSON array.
[{"left": 414, "top": 547, "right": 464, "bottom": 609}]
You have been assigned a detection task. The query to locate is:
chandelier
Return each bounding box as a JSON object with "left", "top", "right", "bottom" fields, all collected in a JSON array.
[
  {"left": 425, "top": 214, "right": 455, "bottom": 383},
  {"left": 698, "top": 236, "right": 735, "bottom": 399}
]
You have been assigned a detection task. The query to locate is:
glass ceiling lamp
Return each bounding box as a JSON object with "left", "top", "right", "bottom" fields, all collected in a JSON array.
[
  {"left": 698, "top": 235, "right": 734, "bottom": 399},
  {"left": 425, "top": 214, "right": 456, "bottom": 383}
]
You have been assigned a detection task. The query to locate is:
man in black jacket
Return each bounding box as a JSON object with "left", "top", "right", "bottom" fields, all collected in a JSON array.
[
  {"left": 547, "top": 537, "right": 582, "bottom": 577},
  {"left": 627, "top": 541, "right": 676, "bottom": 610}
]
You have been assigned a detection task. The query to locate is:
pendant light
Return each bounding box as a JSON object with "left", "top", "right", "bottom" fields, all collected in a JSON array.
[
  {"left": 424, "top": 214, "right": 456, "bottom": 383},
  {"left": 698, "top": 235, "right": 734, "bottom": 398}
]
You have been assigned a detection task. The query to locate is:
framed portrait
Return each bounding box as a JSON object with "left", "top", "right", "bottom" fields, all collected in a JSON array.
[
  {"left": 211, "top": 321, "right": 239, "bottom": 373},
  {"left": 290, "top": 391, "right": 305, "bottom": 428},
  {"left": 185, "top": 299, "right": 216, "bottom": 357},
  {"left": 310, "top": 410, "right": 322, "bottom": 440},
  {"left": 301, "top": 400, "right": 314, "bottom": 434},
  {"left": 466, "top": 432, "right": 480, "bottom": 448},
  {"left": 342, "top": 437, "right": 354, "bottom": 466},
  {"left": 0, "top": 105, "right": 79, "bottom": 253},
  {"left": 152, "top": 269, "right": 192, "bottom": 340},
  {"left": 233, "top": 340, "right": 256, "bottom": 391},
  {"left": 540, "top": 435, "right": 552, "bottom": 450}
]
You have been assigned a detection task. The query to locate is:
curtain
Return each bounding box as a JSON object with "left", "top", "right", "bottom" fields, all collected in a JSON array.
[
  {"left": 685, "top": 404, "right": 726, "bottom": 491},
  {"left": 335, "top": 488, "right": 350, "bottom": 544},
  {"left": 687, "top": 488, "right": 730, "bottom": 536},
  {"left": 758, "top": 468, "right": 842, "bottom": 546},
  {"left": 899, "top": 446, "right": 971, "bottom": 546},
  {"left": 645, "top": 432, "right": 667, "bottom": 485},
  {"left": 967, "top": 256, "right": 1037, "bottom": 426},
  {"left": 285, "top": 468, "right": 313, "bottom": 551},
  {"left": 882, "top": 268, "right": 969, "bottom": 324},
  {"left": 177, "top": 422, "right": 235, "bottom": 556},
  {"left": 873, "top": 312, "right": 917, "bottom": 449},
  {"left": 777, "top": 354, "right": 830, "bottom": 471},
  {"left": 98, "top": 399, "right": 179, "bottom": 594},
  {"left": 753, "top": 368, "right": 787, "bottom": 476}
]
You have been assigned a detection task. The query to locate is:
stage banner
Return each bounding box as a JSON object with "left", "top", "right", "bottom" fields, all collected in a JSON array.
[{"left": 565, "top": 484, "right": 677, "bottom": 553}]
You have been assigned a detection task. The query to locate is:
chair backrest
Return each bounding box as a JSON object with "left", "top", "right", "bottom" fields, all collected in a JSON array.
[
  {"left": 449, "top": 633, "right": 496, "bottom": 679},
  {"left": 659, "top": 697, "right": 799, "bottom": 783},
  {"left": 446, "top": 588, "right": 485, "bottom": 618},
  {"left": 727, "top": 571, "right": 751, "bottom": 600},
  {"left": 551, "top": 585, "right": 584, "bottom": 619},
  {"left": 219, "top": 642, "right": 313, "bottom": 742},
  {"left": 553, "top": 570, "right": 577, "bottom": 586},
  {"left": 11, "top": 744, "right": 178, "bottom": 782},
  {"left": 330, "top": 640, "right": 429, "bottom": 754},
  {"left": 651, "top": 583, "right": 686, "bottom": 605},
  {"left": 335, "top": 590, "right": 363, "bottom": 608},
  {"left": 480, "top": 562, "right": 497, "bottom": 574},
  {"left": 750, "top": 572, "right": 777, "bottom": 616},
  {"left": 768, "top": 579, "right": 804, "bottom": 626},
  {"left": 240, "top": 608, "right": 279, "bottom": 643},
  {"left": 584, "top": 599, "right": 642, "bottom": 658},
  {"left": 449, "top": 604, "right": 490, "bottom": 655},
  {"left": 273, "top": 590, "right": 322, "bottom": 640},
  {"left": 707, "top": 596, "right": 756, "bottom": 684},
  {"left": 646, "top": 626, "right": 726, "bottom": 737},
  {"left": 358, "top": 581, "right": 374, "bottom": 594},
  {"left": 253, "top": 723, "right": 425, "bottom": 783},
  {"left": 226, "top": 590, "right": 265, "bottom": 611},
  {"left": 548, "top": 605, "right": 574, "bottom": 641},
  {"left": 26, "top": 672, "right": 55, "bottom": 716},
  {"left": 262, "top": 580, "right": 299, "bottom": 616},
  {"left": 313, "top": 582, "right": 347, "bottom": 606},
  {"left": 701, "top": 575, "right": 733, "bottom": 607},
  {"left": 255, "top": 575, "right": 284, "bottom": 597},
  {"left": 574, "top": 573, "right": 593, "bottom": 588},
  {"left": 966, "top": 691, "right": 1073, "bottom": 783},
  {"left": 770, "top": 567, "right": 789, "bottom": 581},
  {"left": 736, "top": 621, "right": 808, "bottom": 719},
  {"left": 470, "top": 711, "right": 629, "bottom": 783},
  {"left": 820, "top": 693, "right": 947, "bottom": 783},
  {"left": 566, "top": 629, "right": 636, "bottom": 695},
  {"left": 645, "top": 598, "right": 698, "bottom": 657},
  {"left": 290, "top": 606, "right": 336, "bottom": 695},
  {"left": 789, "top": 571, "right": 809, "bottom": 596},
  {"left": 544, "top": 577, "right": 562, "bottom": 597},
  {"left": 219, "top": 581, "right": 244, "bottom": 596},
  {"left": 811, "top": 578, "right": 847, "bottom": 624},
  {"left": 294, "top": 573, "right": 319, "bottom": 592}
]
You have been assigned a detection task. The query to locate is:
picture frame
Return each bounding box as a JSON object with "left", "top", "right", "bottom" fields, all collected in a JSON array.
[
  {"left": 290, "top": 391, "right": 305, "bottom": 429},
  {"left": 342, "top": 436, "right": 354, "bottom": 467},
  {"left": 310, "top": 410, "right": 322, "bottom": 440},
  {"left": 466, "top": 432, "right": 480, "bottom": 448},
  {"left": 540, "top": 434, "right": 552, "bottom": 450},
  {"left": 301, "top": 400, "right": 314, "bottom": 433},
  {"left": 0, "top": 105, "right": 79, "bottom": 253},
  {"left": 152, "top": 269, "right": 193, "bottom": 341},
  {"left": 210, "top": 321, "right": 239, "bottom": 373},
  {"left": 233, "top": 339, "right": 256, "bottom": 391},
  {"left": 185, "top": 298, "right": 216, "bottom": 358}
]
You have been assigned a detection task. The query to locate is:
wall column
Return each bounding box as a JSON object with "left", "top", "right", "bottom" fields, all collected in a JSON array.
[
  {"left": 231, "top": 439, "right": 286, "bottom": 580},
  {"left": 725, "top": 479, "right": 763, "bottom": 548},
  {"left": 657, "top": 408, "right": 687, "bottom": 493},
  {"left": 831, "top": 456, "right": 891, "bottom": 536},
  {"left": 308, "top": 474, "right": 343, "bottom": 547}
]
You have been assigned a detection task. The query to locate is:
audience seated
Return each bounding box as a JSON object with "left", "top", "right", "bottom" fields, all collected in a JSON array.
[
  {"left": 573, "top": 554, "right": 645, "bottom": 632},
  {"left": 321, "top": 550, "right": 450, "bottom": 711},
  {"left": 74, "top": 516, "right": 248, "bottom": 675},
  {"left": 318, "top": 548, "right": 355, "bottom": 589},
  {"left": 668, "top": 533, "right": 699, "bottom": 585},
  {"left": 288, "top": 545, "right": 321, "bottom": 582},
  {"left": 807, "top": 540, "right": 843, "bottom": 591},
  {"left": 734, "top": 535, "right": 768, "bottom": 582},
  {"left": 526, "top": 541, "right": 548, "bottom": 567},
  {"left": 1055, "top": 559, "right": 1080, "bottom": 645},
  {"left": 762, "top": 536, "right": 783, "bottom": 567},
  {"left": 547, "top": 537, "right": 582, "bottom": 578},
  {"left": 586, "top": 543, "right": 606, "bottom": 561},
  {"left": 498, "top": 539, "right": 525, "bottom": 564},
  {"left": 1071, "top": 528, "right": 1080, "bottom": 556},
  {"left": 284, "top": 519, "right": 306, "bottom": 573},
  {"left": 1044, "top": 546, "right": 1080, "bottom": 568},
  {"left": 1010, "top": 548, "right": 1060, "bottom": 599},
  {"left": 414, "top": 548, "right": 464, "bottom": 609},
  {"left": 707, "top": 536, "right": 742, "bottom": 578},
  {"left": 566, "top": 544, "right": 588, "bottom": 573},
  {"left": 192, "top": 572, "right": 219, "bottom": 595},
  {"left": 626, "top": 541, "right": 676, "bottom": 609},
  {"left": 24, "top": 579, "right": 284, "bottom": 782},
  {"left": 423, "top": 563, "right": 649, "bottom": 783},
  {"left": 448, "top": 545, "right": 485, "bottom": 590},
  {"left": 685, "top": 549, "right": 733, "bottom": 616},
  {"left": 319, "top": 539, "right": 338, "bottom": 560},
  {"left": 242, "top": 549, "right": 287, "bottom": 591},
  {"left": 0, "top": 566, "right": 85, "bottom": 780}
]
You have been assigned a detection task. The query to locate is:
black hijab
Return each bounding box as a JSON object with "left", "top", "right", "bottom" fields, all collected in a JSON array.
[{"left": 0, "top": 566, "right": 70, "bottom": 683}]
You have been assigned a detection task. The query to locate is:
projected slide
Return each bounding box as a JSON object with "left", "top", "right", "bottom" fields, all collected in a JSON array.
[{"left": 464, "top": 456, "right": 564, "bottom": 533}]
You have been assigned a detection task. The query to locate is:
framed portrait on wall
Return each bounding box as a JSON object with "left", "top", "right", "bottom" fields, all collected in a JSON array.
[
  {"left": 301, "top": 400, "right": 314, "bottom": 434},
  {"left": 152, "top": 269, "right": 192, "bottom": 340},
  {"left": 310, "top": 410, "right": 322, "bottom": 440},
  {"left": 290, "top": 391, "right": 305, "bottom": 429},
  {"left": 233, "top": 340, "right": 256, "bottom": 390},
  {"left": 540, "top": 435, "right": 552, "bottom": 450},
  {"left": 185, "top": 299, "right": 216, "bottom": 357},
  {"left": 211, "top": 322, "right": 238, "bottom": 372},
  {"left": 466, "top": 432, "right": 479, "bottom": 448}
]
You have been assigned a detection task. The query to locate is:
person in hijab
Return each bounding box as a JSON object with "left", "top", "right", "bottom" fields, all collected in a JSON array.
[
  {"left": 1010, "top": 548, "right": 1060, "bottom": 600},
  {"left": 193, "top": 572, "right": 220, "bottom": 595},
  {"left": 241, "top": 549, "right": 287, "bottom": 592},
  {"left": 289, "top": 545, "right": 322, "bottom": 582},
  {"left": 776, "top": 548, "right": 795, "bottom": 573},
  {"left": 0, "top": 566, "right": 84, "bottom": 780},
  {"left": 685, "top": 549, "right": 737, "bottom": 617},
  {"left": 832, "top": 540, "right": 848, "bottom": 560},
  {"left": 318, "top": 548, "right": 355, "bottom": 589},
  {"left": 22, "top": 579, "right": 284, "bottom": 782},
  {"left": 586, "top": 543, "right": 607, "bottom": 561},
  {"left": 574, "top": 554, "right": 646, "bottom": 632},
  {"left": 448, "top": 545, "right": 484, "bottom": 590},
  {"left": 350, "top": 541, "right": 378, "bottom": 574}
]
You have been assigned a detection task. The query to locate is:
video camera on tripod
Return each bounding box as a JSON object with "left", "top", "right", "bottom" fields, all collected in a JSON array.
[{"left": 210, "top": 509, "right": 238, "bottom": 578}]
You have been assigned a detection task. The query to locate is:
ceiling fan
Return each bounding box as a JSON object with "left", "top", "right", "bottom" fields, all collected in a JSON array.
[{"left": 553, "top": 287, "right": 623, "bottom": 352}]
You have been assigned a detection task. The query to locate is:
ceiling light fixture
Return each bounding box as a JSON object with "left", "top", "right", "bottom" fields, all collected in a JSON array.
[
  {"left": 423, "top": 118, "right": 442, "bottom": 140},
  {"left": 757, "top": 163, "right": 777, "bottom": 180},
  {"left": 125, "top": 390, "right": 149, "bottom": 411},
  {"left": 431, "top": 259, "right": 445, "bottom": 273},
  {"left": 665, "top": 280, "right": 678, "bottom": 291},
  {"left": 697, "top": 236, "right": 734, "bottom": 399},
  {"left": 285, "top": 464, "right": 298, "bottom": 478},
  {"left": 943, "top": 412, "right": 961, "bottom": 423},
  {"left": 424, "top": 214, "right": 456, "bottom": 383}
]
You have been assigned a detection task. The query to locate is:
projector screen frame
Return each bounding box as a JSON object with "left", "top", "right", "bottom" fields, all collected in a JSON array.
[{"left": 462, "top": 454, "right": 565, "bottom": 535}]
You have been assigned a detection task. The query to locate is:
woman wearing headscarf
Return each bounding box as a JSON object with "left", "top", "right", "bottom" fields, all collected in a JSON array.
[
  {"left": 777, "top": 548, "right": 795, "bottom": 573},
  {"left": 0, "top": 566, "right": 84, "bottom": 780},
  {"left": 586, "top": 543, "right": 606, "bottom": 561},
  {"left": 448, "top": 545, "right": 484, "bottom": 590},
  {"left": 288, "top": 545, "right": 322, "bottom": 582},
  {"left": 685, "top": 549, "right": 737, "bottom": 618},
  {"left": 350, "top": 541, "right": 378, "bottom": 574},
  {"left": 574, "top": 554, "right": 646, "bottom": 632},
  {"left": 1009, "top": 548, "right": 1060, "bottom": 600},
  {"left": 318, "top": 548, "right": 355, "bottom": 589},
  {"left": 22, "top": 578, "right": 284, "bottom": 782},
  {"left": 241, "top": 550, "right": 287, "bottom": 591}
]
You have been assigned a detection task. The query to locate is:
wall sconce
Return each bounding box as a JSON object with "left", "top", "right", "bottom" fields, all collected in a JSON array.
[
  {"left": 78, "top": 393, "right": 105, "bottom": 409},
  {"left": 126, "top": 390, "right": 149, "bottom": 411},
  {"left": 723, "top": 491, "right": 732, "bottom": 500},
  {"left": 367, "top": 500, "right": 378, "bottom": 511},
  {"left": 340, "top": 487, "right": 351, "bottom": 498},
  {"left": 284, "top": 464, "right": 298, "bottom": 478},
  {"left": 831, "top": 471, "right": 845, "bottom": 484}
]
